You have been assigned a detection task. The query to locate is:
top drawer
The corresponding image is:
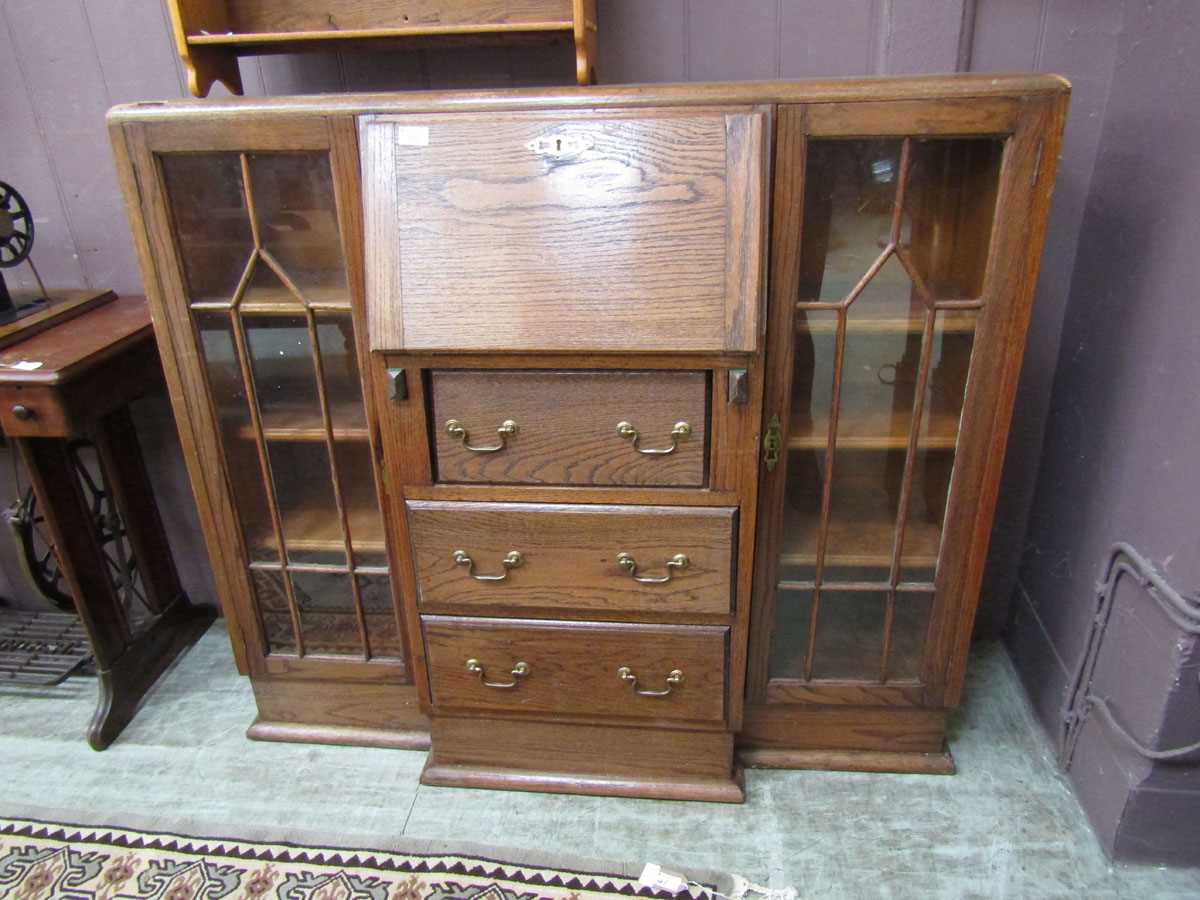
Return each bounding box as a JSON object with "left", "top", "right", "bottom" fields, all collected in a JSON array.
[{"left": 360, "top": 107, "right": 766, "bottom": 353}]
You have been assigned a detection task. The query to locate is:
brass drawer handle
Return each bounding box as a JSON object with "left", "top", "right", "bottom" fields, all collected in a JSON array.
[
  {"left": 467, "top": 658, "right": 529, "bottom": 689},
  {"left": 617, "top": 666, "right": 684, "bottom": 698},
  {"left": 453, "top": 549, "right": 522, "bottom": 582},
  {"left": 445, "top": 418, "right": 517, "bottom": 453},
  {"left": 615, "top": 420, "right": 691, "bottom": 455},
  {"left": 616, "top": 552, "right": 688, "bottom": 584}
]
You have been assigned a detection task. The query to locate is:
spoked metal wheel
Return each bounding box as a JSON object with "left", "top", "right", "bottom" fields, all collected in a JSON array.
[{"left": 5, "top": 483, "right": 73, "bottom": 611}]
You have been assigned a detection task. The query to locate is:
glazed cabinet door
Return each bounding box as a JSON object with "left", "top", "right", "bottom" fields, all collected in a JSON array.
[
  {"left": 749, "top": 98, "right": 1062, "bottom": 711},
  {"left": 119, "top": 118, "right": 409, "bottom": 679}
]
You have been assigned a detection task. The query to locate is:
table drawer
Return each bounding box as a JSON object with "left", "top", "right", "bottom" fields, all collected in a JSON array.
[
  {"left": 407, "top": 500, "right": 735, "bottom": 618},
  {"left": 361, "top": 108, "right": 765, "bottom": 353},
  {"left": 431, "top": 370, "right": 708, "bottom": 486},
  {"left": 423, "top": 617, "right": 727, "bottom": 723}
]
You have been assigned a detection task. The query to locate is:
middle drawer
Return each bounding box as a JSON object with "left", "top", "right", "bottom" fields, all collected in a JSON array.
[{"left": 407, "top": 501, "right": 735, "bottom": 619}]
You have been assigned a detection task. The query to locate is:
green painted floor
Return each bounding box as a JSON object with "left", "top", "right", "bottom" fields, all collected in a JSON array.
[{"left": 1, "top": 620, "right": 1197, "bottom": 898}]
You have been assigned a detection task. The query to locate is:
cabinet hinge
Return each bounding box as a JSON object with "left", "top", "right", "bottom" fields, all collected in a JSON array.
[{"left": 762, "top": 414, "right": 782, "bottom": 472}]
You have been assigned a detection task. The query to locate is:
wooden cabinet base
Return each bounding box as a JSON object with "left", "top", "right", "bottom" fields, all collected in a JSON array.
[
  {"left": 739, "top": 745, "right": 955, "bottom": 776},
  {"left": 737, "top": 704, "right": 954, "bottom": 774},
  {"left": 423, "top": 717, "right": 745, "bottom": 803},
  {"left": 248, "top": 677, "right": 430, "bottom": 750}
]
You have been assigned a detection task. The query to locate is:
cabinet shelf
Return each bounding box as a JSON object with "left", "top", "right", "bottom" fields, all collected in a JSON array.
[
  {"left": 779, "top": 497, "right": 941, "bottom": 570},
  {"left": 191, "top": 286, "right": 352, "bottom": 316},
  {"left": 244, "top": 404, "right": 370, "bottom": 443},
  {"left": 796, "top": 308, "right": 977, "bottom": 335},
  {"left": 788, "top": 409, "right": 960, "bottom": 451},
  {"left": 249, "top": 498, "right": 386, "bottom": 556}
]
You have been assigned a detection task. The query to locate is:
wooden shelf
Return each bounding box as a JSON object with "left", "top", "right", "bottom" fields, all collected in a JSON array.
[
  {"left": 167, "top": 0, "right": 597, "bottom": 96},
  {"left": 253, "top": 401, "right": 369, "bottom": 442},
  {"left": 779, "top": 496, "right": 941, "bottom": 570},
  {"left": 187, "top": 21, "right": 572, "bottom": 47},
  {"left": 788, "top": 408, "right": 960, "bottom": 451},
  {"left": 192, "top": 283, "right": 352, "bottom": 316},
  {"left": 797, "top": 307, "right": 978, "bottom": 335},
  {"left": 249, "top": 496, "right": 386, "bottom": 556}
]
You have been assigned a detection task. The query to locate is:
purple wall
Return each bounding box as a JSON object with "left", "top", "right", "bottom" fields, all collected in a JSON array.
[{"left": 1007, "top": 0, "right": 1200, "bottom": 860}]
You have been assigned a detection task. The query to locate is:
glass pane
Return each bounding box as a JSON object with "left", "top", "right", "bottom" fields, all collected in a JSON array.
[
  {"left": 334, "top": 442, "right": 387, "bottom": 566},
  {"left": 799, "top": 140, "right": 901, "bottom": 302},
  {"left": 162, "top": 154, "right": 253, "bottom": 303},
  {"left": 811, "top": 590, "right": 887, "bottom": 681},
  {"left": 903, "top": 310, "right": 978, "bottom": 580},
  {"left": 359, "top": 574, "right": 403, "bottom": 660},
  {"left": 244, "top": 315, "right": 321, "bottom": 437},
  {"left": 266, "top": 442, "right": 343, "bottom": 565},
  {"left": 902, "top": 139, "right": 1003, "bottom": 299},
  {"left": 315, "top": 314, "right": 367, "bottom": 437},
  {"left": 789, "top": 310, "right": 837, "bottom": 451},
  {"left": 250, "top": 569, "right": 296, "bottom": 654},
  {"left": 195, "top": 313, "right": 276, "bottom": 563},
  {"left": 888, "top": 592, "right": 933, "bottom": 681},
  {"left": 768, "top": 138, "right": 999, "bottom": 688},
  {"left": 246, "top": 153, "right": 348, "bottom": 305},
  {"left": 768, "top": 588, "right": 812, "bottom": 680},
  {"left": 292, "top": 571, "right": 362, "bottom": 657}
]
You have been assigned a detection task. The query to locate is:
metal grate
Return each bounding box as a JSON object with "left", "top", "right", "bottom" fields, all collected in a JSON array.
[{"left": 0, "top": 610, "right": 91, "bottom": 686}]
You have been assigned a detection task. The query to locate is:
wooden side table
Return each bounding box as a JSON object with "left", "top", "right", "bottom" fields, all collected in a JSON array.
[{"left": 0, "top": 294, "right": 214, "bottom": 749}]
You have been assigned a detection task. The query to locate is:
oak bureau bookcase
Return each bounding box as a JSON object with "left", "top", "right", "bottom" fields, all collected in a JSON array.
[{"left": 109, "top": 74, "right": 1068, "bottom": 801}]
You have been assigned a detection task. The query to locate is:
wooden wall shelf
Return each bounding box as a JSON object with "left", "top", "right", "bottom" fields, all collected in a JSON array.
[{"left": 167, "top": 0, "right": 598, "bottom": 97}]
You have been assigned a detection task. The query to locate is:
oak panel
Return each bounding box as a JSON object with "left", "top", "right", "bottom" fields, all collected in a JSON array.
[
  {"left": 361, "top": 108, "right": 765, "bottom": 352},
  {"left": 430, "top": 369, "right": 708, "bottom": 486},
  {"left": 423, "top": 616, "right": 727, "bottom": 723},
  {"left": 407, "top": 500, "right": 734, "bottom": 617}
]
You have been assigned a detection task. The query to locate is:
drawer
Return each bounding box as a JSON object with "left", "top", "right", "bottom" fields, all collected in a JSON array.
[
  {"left": 423, "top": 616, "right": 727, "bottom": 723},
  {"left": 361, "top": 108, "right": 765, "bottom": 353},
  {"left": 407, "top": 500, "right": 735, "bottom": 618},
  {"left": 431, "top": 370, "right": 708, "bottom": 486}
]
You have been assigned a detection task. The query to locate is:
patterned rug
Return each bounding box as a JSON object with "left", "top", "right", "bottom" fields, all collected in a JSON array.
[{"left": 0, "top": 817, "right": 715, "bottom": 900}]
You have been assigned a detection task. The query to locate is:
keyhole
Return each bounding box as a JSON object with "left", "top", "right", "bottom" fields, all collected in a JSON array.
[{"left": 555, "top": 138, "right": 562, "bottom": 152}]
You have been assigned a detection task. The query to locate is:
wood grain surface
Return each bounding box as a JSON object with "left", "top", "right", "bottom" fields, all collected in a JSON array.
[
  {"left": 423, "top": 616, "right": 727, "bottom": 722},
  {"left": 222, "top": 0, "right": 572, "bottom": 35},
  {"left": 407, "top": 500, "right": 734, "bottom": 618},
  {"left": 361, "top": 108, "right": 764, "bottom": 352},
  {"left": 430, "top": 369, "right": 708, "bottom": 486}
]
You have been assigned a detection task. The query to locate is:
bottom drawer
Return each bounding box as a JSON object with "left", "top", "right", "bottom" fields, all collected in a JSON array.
[{"left": 423, "top": 616, "right": 727, "bottom": 724}]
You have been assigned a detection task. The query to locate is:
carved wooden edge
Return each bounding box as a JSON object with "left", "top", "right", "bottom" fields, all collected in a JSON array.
[
  {"left": 109, "top": 74, "right": 1071, "bottom": 123},
  {"left": 930, "top": 92, "right": 1071, "bottom": 709},
  {"left": 738, "top": 745, "right": 955, "bottom": 776},
  {"left": 723, "top": 108, "right": 769, "bottom": 353},
  {"left": 421, "top": 761, "right": 746, "bottom": 803},
  {"left": 358, "top": 116, "right": 403, "bottom": 353},
  {"left": 164, "top": 0, "right": 243, "bottom": 97},
  {"left": 571, "top": 0, "right": 597, "bottom": 85},
  {"left": 247, "top": 721, "right": 432, "bottom": 750}
]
